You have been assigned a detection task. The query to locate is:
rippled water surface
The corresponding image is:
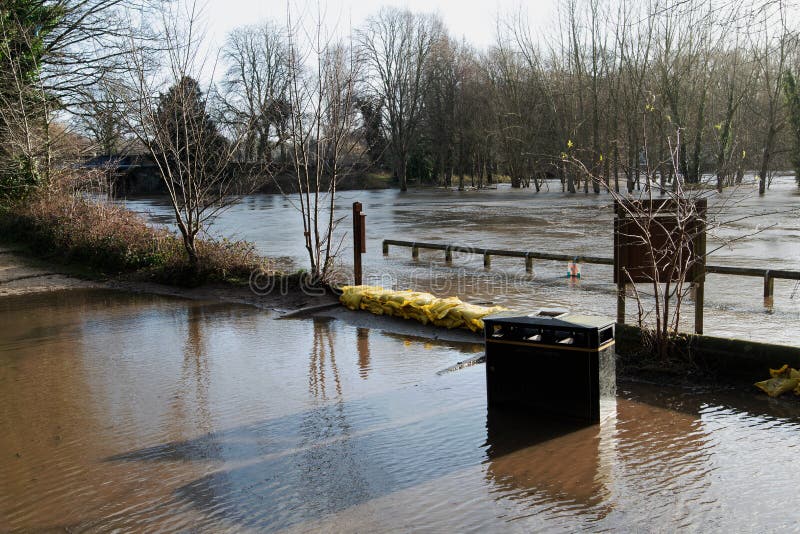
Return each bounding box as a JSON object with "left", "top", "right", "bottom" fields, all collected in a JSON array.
[
  {"left": 3, "top": 289, "right": 800, "bottom": 531},
  {"left": 123, "top": 176, "right": 800, "bottom": 346}
]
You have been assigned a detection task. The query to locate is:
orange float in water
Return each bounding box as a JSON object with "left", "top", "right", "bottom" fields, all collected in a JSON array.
[{"left": 567, "top": 258, "right": 581, "bottom": 279}]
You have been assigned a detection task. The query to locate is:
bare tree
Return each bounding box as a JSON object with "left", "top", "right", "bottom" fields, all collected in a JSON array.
[
  {"left": 423, "top": 33, "right": 457, "bottom": 187},
  {"left": 749, "top": 1, "right": 794, "bottom": 195},
  {"left": 220, "top": 22, "right": 291, "bottom": 164},
  {"left": 73, "top": 82, "right": 129, "bottom": 157},
  {"left": 358, "top": 7, "right": 442, "bottom": 191},
  {"left": 285, "top": 8, "right": 361, "bottom": 281},
  {"left": 121, "top": 1, "right": 265, "bottom": 273}
]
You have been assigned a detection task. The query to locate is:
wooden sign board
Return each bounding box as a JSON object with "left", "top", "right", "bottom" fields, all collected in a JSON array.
[{"left": 613, "top": 199, "right": 706, "bottom": 284}]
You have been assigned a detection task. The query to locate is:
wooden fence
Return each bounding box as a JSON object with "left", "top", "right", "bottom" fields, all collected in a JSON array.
[{"left": 382, "top": 239, "right": 800, "bottom": 302}]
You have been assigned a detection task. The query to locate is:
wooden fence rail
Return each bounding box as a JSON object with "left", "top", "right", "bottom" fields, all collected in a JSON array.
[{"left": 381, "top": 239, "right": 800, "bottom": 301}]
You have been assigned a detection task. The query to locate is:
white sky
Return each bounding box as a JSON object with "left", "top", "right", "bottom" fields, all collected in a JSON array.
[{"left": 198, "top": 0, "right": 559, "bottom": 53}]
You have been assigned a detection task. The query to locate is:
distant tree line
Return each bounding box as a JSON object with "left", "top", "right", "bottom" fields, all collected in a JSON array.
[
  {"left": 212, "top": 0, "right": 800, "bottom": 193},
  {"left": 4, "top": 0, "right": 800, "bottom": 211}
]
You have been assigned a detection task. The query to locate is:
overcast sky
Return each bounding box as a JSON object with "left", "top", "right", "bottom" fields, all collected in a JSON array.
[{"left": 199, "top": 0, "right": 559, "bottom": 52}]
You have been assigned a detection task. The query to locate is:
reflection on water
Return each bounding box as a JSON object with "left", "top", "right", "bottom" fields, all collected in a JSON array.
[
  {"left": 3, "top": 290, "right": 800, "bottom": 530},
  {"left": 357, "top": 327, "right": 371, "bottom": 379},
  {"left": 124, "top": 176, "right": 800, "bottom": 346},
  {"left": 485, "top": 410, "right": 611, "bottom": 511}
]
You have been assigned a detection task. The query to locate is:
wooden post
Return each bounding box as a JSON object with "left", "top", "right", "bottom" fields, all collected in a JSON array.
[
  {"left": 617, "top": 281, "right": 626, "bottom": 325},
  {"left": 764, "top": 271, "right": 774, "bottom": 300},
  {"left": 352, "top": 202, "right": 365, "bottom": 285},
  {"left": 445, "top": 247, "right": 452, "bottom": 263},
  {"left": 412, "top": 245, "right": 419, "bottom": 260},
  {"left": 484, "top": 253, "right": 491, "bottom": 269},
  {"left": 525, "top": 254, "right": 533, "bottom": 273},
  {"left": 694, "top": 199, "right": 707, "bottom": 335},
  {"left": 382, "top": 241, "right": 389, "bottom": 255},
  {"left": 694, "top": 282, "right": 704, "bottom": 335}
]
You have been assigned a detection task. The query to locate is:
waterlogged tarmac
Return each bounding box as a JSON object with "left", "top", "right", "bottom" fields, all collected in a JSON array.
[
  {"left": 3, "top": 289, "right": 800, "bottom": 531},
  {"left": 124, "top": 175, "right": 800, "bottom": 346}
]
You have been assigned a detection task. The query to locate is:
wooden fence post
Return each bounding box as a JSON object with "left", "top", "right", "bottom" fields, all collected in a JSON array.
[
  {"left": 617, "top": 282, "right": 626, "bottom": 325},
  {"left": 353, "top": 202, "right": 365, "bottom": 285},
  {"left": 764, "top": 270, "right": 774, "bottom": 304}
]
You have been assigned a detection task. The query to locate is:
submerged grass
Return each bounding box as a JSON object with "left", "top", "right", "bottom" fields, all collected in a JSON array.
[{"left": 0, "top": 185, "right": 283, "bottom": 286}]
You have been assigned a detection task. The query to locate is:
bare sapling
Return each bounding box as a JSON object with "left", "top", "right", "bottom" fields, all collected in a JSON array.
[
  {"left": 283, "top": 6, "right": 362, "bottom": 283},
  {"left": 565, "top": 124, "right": 784, "bottom": 365},
  {"left": 121, "top": 1, "right": 268, "bottom": 276}
]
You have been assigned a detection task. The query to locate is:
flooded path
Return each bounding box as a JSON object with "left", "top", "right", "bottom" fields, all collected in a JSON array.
[
  {"left": 124, "top": 176, "right": 800, "bottom": 346},
  {"left": 3, "top": 289, "right": 800, "bottom": 531}
]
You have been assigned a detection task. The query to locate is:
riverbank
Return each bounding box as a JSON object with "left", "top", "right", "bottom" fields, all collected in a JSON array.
[
  {"left": 0, "top": 245, "right": 338, "bottom": 312},
  {"left": 0, "top": 245, "right": 104, "bottom": 296}
]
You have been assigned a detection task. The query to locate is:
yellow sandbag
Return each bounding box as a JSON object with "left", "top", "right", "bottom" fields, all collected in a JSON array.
[
  {"left": 339, "top": 285, "right": 507, "bottom": 331},
  {"left": 770, "top": 364, "right": 791, "bottom": 378},
  {"left": 755, "top": 378, "right": 799, "bottom": 398},
  {"left": 448, "top": 302, "right": 507, "bottom": 332},
  {"left": 339, "top": 285, "right": 385, "bottom": 310},
  {"left": 363, "top": 299, "right": 386, "bottom": 315},
  {"left": 340, "top": 292, "right": 361, "bottom": 310},
  {"left": 424, "top": 297, "right": 463, "bottom": 320},
  {"left": 767, "top": 364, "right": 800, "bottom": 380},
  {"left": 432, "top": 315, "right": 463, "bottom": 329},
  {"left": 405, "top": 293, "right": 437, "bottom": 308}
]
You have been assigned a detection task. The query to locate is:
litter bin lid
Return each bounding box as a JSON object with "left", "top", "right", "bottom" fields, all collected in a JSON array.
[{"left": 483, "top": 311, "right": 614, "bottom": 331}]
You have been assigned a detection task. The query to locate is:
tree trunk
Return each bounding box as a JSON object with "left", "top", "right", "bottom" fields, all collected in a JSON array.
[
  {"left": 759, "top": 124, "right": 777, "bottom": 196},
  {"left": 567, "top": 170, "right": 576, "bottom": 193},
  {"left": 399, "top": 156, "right": 408, "bottom": 192},
  {"left": 182, "top": 232, "right": 200, "bottom": 274}
]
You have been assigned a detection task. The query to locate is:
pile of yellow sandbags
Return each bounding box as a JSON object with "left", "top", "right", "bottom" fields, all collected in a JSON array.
[
  {"left": 754, "top": 364, "right": 800, "bottom": 397},
  {"left": 339, "top": 285, "right": 506, "bottom": 332}
]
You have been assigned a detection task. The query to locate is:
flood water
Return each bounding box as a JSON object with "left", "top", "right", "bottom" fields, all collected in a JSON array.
[
  {"left": 124, "top": 175, "right": 800, "bottom": 347},
  {"left": 3, "top": 289, "right": 800, "bottom": 531}
]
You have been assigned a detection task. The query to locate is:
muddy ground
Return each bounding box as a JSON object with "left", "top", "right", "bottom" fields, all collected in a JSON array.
[
  {"left": 0, "top": 245, "right": 103, "bottom": 296},
  {"left": 0, "top": 245, "right": 336, "bottom": 312}
]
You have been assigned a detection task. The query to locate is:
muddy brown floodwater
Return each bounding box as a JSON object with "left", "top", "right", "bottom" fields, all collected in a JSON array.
[
  {"left": 124, "top": 175, "right": 800, "bottom": 347},
  {"left": 3, "top": 289, "right": 800, "bottom": 531}
]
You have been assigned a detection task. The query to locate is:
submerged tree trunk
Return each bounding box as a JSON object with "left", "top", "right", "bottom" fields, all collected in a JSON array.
[
  {"left": 399, "top": 155, "right": 408, "bottom": 192},
  {"left": 759, "top": 124, "right": 777, "bottom": 195}
]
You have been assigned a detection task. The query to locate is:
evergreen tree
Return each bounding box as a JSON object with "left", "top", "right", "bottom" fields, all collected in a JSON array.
[{"left": 151, "top": 76, "right": 229, "bottom": 194}]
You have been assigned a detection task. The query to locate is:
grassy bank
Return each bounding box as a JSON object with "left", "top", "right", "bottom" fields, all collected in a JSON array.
[{"left": 0, "top": 187, "right": 283, "bottom": 287}]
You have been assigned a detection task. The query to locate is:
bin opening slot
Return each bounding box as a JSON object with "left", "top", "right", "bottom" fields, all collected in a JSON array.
[
  {"left": 599, "top": 326, "right": 613, "bottom": 344},
  {"left": 532, "top": 308, "right": 568, "bottom": 318}
]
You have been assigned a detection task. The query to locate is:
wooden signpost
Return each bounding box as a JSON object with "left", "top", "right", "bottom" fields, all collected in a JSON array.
[
  {"left": 614, "top": 199, "right": 707, "bottom": 334},
  {"left": 353, "top": 202, "right": 366, "bottom": 285}
]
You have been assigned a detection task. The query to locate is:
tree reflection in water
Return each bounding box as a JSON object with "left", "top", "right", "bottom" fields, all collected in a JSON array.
[{"left": 298, "top": 318, "right": 371, "bottom": 514}]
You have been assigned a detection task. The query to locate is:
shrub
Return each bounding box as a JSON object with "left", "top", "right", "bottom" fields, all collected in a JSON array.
[{"left": 0, "top": 185, "right": 276, "bottom": 285}]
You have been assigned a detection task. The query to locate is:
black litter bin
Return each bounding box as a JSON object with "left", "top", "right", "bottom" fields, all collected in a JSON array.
[{"left": 483, "top": 309, "right": 615, "bottom": 423}]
